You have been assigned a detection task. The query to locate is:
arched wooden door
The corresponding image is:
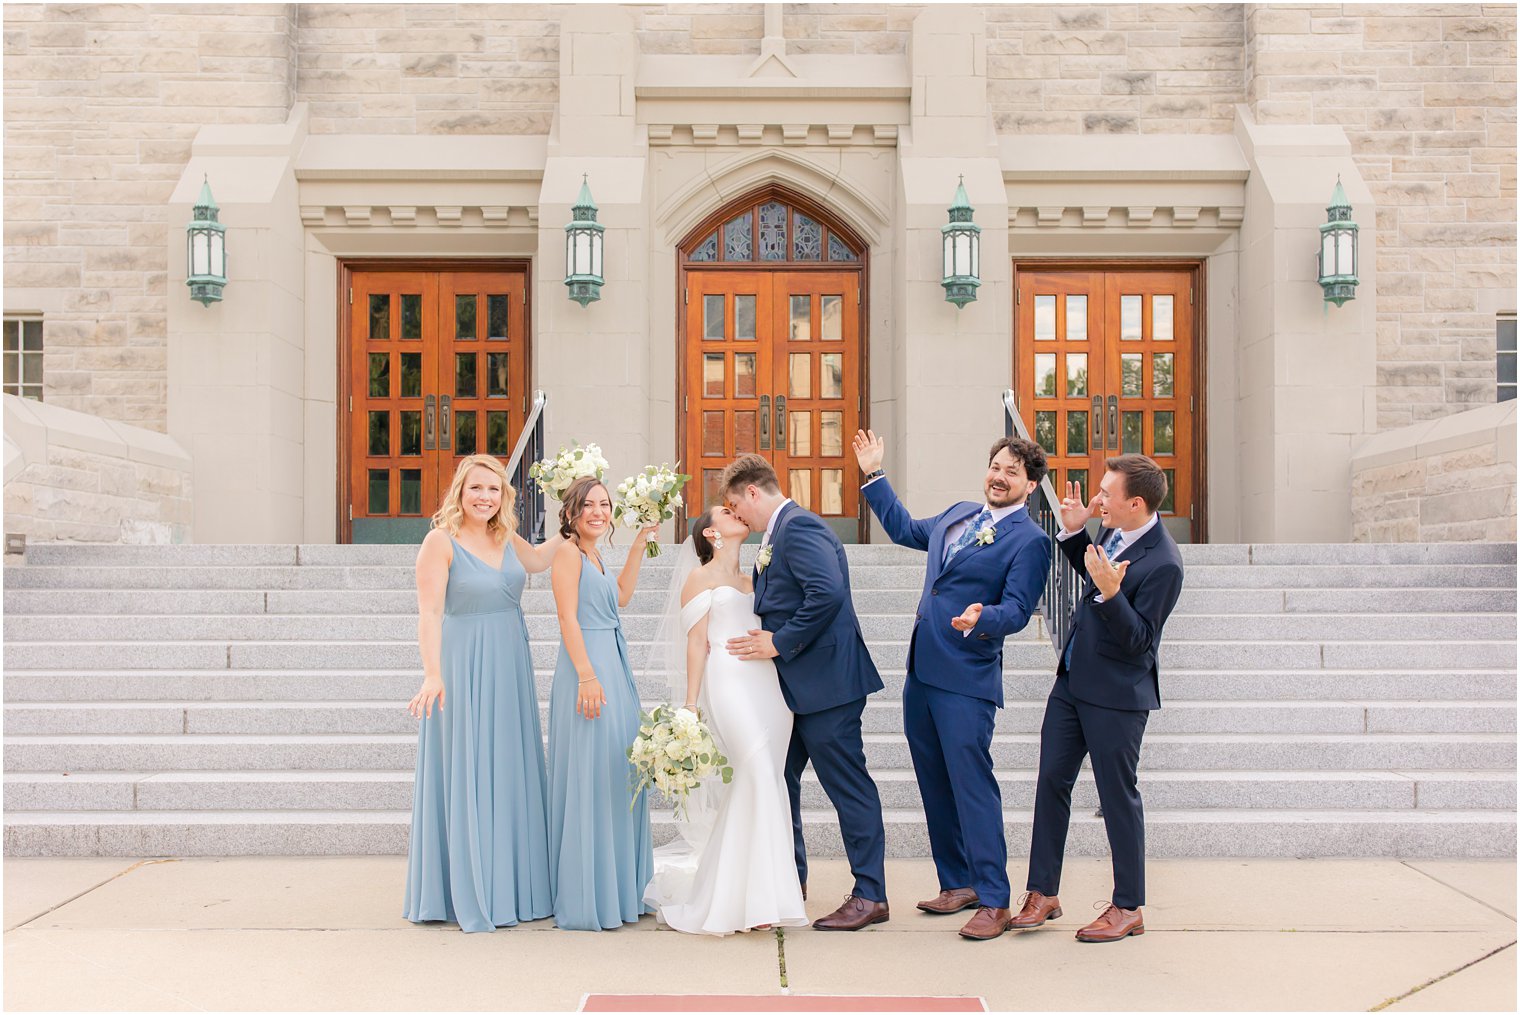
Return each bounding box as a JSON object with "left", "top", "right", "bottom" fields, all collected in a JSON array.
[{"left": 678, "top": 188, "right": 868, "bottom": 542}]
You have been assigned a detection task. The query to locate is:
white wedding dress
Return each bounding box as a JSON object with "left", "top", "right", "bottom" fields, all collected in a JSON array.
[{"left": 644, "top": 585, "right": 809, "bottom": 935}]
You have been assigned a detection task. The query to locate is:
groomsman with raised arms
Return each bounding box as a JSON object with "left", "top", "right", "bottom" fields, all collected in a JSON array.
[
  {"left": 1012, "top": 454, "right": 1184, "bottom": 944},
  {"left": 854, "top": 430, "right": 1052, "bottom": 940}
]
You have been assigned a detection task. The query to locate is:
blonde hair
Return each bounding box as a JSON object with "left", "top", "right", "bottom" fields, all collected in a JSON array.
[{"left": 431, "top": 454, "right": 518, "bottom": 543}]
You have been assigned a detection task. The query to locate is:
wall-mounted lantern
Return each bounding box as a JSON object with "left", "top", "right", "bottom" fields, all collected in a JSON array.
[
  {"left": 186, "top": 175, "right": 226, "bottom": 307},
  {"left": 1318, "top": 176, "right": 1359, "bottom": 308},
  {"left": 942, "top": 175, "right": 980, "bottom": 310},
  {"left": 565, "top": 174, "right": 604, "bottom": 308}
]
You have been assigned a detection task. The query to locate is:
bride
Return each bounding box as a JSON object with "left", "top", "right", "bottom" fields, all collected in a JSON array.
[{"left": 643, "top": 504, "right": 809, "bottom": 935}]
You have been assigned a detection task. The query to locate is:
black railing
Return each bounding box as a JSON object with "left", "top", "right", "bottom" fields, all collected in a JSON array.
[
  {"left": 505, "top": 389, "right": 549, "bottom": 543},
  {"left": 1003, "top": 389, "right": 1080, "bottom": 654}
]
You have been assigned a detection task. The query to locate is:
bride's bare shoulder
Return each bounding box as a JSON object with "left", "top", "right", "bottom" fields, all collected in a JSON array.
[{"left": 680, "top": 565, "right": 718, "bottom": 607}]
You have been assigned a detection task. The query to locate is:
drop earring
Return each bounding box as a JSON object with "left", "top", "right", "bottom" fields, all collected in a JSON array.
[{"left": 712, "top": 532, "right": 724, "bottom": 550}]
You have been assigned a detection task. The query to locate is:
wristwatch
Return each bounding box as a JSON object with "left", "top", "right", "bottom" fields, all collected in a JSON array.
[{"left": 863, "top": 469, "right": 886, "bottom": 483}]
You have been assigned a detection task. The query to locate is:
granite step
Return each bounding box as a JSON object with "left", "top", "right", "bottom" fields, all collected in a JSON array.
[
  {"left": 5, "top": 807, "right": 1513, "bottom": 858},
  {"left": 6, "top": 768, "right": 1514, "bottom": 814}
]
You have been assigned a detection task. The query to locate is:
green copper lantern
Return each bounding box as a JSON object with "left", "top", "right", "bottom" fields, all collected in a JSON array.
[
  {"left": 564, "top": 174, "right": 605, "bottom": 308},
  {"left": 186, "top": 175, "right": 226, "bottom": 307},
  {"left": 941, "top": 176, "right": 981, "bottom": 310},
  {"left": 1317, "top": 176, "right": 1359, "bottom": 308}
]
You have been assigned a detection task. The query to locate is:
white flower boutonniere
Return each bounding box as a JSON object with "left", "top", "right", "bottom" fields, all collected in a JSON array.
[
  {"left": 974, "top": 523, "right": 997, "bottom": 546},
  {"left": 756, "top": 544, "right": 774, "bottom": 574}
]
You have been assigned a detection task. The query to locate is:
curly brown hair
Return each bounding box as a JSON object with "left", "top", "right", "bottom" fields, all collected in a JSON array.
[{"left": 558, "top": 476, "right": 612, "bottom": 541}]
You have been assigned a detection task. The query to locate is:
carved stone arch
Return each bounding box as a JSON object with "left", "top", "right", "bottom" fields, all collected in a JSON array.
[
  {"left": 656, "top": 148, "right": 888, "bottom": 251},
  {"left": 676, "top": 182, "right": 868, "bottom": 266}
]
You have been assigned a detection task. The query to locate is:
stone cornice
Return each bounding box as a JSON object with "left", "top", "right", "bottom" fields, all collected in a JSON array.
[{"left": 645, "top": 123, "right": 900, "bottom": 147}]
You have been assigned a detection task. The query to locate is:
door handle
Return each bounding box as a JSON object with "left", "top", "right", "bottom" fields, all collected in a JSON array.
[
  {"left": 1107, "top": 395, "right": 1119, "bottom": 450},
  {"left": 759, "top": 395, "right": 771, "bottom": 450},
  {"left": 1091, "top": 395, "right": 1104, "bottom": 451},
  {"left": 775, "top": 395, "right": 787, "bottom": 451},
  {"left": 440, "top": 395, "right": 451, "bottom": 451},
  {"left": 425, "top": 394, "right": 437, "bottom": 451}
]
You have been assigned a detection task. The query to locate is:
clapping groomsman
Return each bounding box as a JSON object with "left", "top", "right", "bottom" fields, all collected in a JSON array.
[
  {"left": 854, "top": 430, "right": 1052, "bottom": 940},
  {"left": 1013, "top": 454, "right": 1184, "bottom": 943}
]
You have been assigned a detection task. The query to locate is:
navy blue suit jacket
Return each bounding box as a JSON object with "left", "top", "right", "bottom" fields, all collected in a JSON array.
[
  {"left": 863, "top": 479, "right": 1051, "bottom": 708},
  {"left": 1056, "top": 520, "right": 1185, "bottom": 712},
  {"left": 753, "top": 501, "right": 884, "bottom": 715}
]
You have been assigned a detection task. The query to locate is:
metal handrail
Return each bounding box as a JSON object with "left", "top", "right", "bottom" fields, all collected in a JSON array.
[
  {"left": 1002, "top": 388, "right": 1081, "bottom": 653},
  {"left": 506, "top": 389, "right": 549, "bottom": 543}
]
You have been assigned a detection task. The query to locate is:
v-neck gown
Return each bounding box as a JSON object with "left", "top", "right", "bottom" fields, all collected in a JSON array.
[
  {"left": 547, "top": 553, "right": 654, "bottom": 930},
  {"left": 404, "top": 535, "right": 553, "bottom": 932}
]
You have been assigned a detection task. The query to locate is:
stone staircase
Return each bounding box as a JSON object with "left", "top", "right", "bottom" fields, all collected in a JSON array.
[{"left": 4, "top": 542, "right": 1516, "bottom": 858}]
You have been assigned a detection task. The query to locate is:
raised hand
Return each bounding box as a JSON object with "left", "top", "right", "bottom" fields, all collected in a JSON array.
[
  {"left": 1059, "top": 480, "right": 1099, "bottom": 534},
  {"left": 852, "top": 428, "right": 885, "bottom": 475},
  {"left": 1085, "top": 543, "right": 1130, "bottom": 601}
]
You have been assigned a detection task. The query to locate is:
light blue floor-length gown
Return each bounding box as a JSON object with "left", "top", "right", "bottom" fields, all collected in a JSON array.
[
  {"left": 547, "top": 552, "right": 655, "bottom": 930},
  {"left": 404, "top": 535, "right": 553, "bottom": 932}
]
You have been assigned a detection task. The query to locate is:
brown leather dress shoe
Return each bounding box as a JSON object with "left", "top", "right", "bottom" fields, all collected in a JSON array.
[
  {"left": 1075, "top": 902, "right": 1144, "bottom": 943},
  {"left": 812, "top": 895, "right": 890, "bottom": 931},
  {"left": 917, "top": 888, "right": 980, "bottom": 914},
  {"left": 1008, "top": 891, "right": 1063, "bottom": 929},
  {"left": 958, "top": 906, "right": 1013, "bottom": 940}
]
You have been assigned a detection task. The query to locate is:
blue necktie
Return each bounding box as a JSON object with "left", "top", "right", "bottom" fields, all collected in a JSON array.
[
  {"left": 944, "top": 509, "right": 992, "bottom": 564},
  {"left": 1063, "top": 528, "right": 1126, "bottom": 671}
]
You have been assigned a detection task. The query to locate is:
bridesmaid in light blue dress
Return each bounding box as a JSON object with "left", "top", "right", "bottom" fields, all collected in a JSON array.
[
  {"left": 547, "top": 475, "right": 662, "bottom": 930},
  {"left": 404, "top": 454, "right": 563, "bottom": 933}
]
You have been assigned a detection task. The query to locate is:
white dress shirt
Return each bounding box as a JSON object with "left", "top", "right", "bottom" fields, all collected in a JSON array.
[{"left": 759, "top": 497, "right": 793, "bottom": 548}]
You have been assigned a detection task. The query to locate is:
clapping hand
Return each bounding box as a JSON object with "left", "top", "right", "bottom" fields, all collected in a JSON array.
[
  {"left": 951, "top": 603, "right": 983, "bottom": 637},
  {"left": 852, "top": 429, "right": 885, "bottom": 475},
  {"left": 1059, "top": 480, "right": 1099, "bottom": 534},
  {"left": 1085, "top": 543, "right": 1130, "bottom": 601}
]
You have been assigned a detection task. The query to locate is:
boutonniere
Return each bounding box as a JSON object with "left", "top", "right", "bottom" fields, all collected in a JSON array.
[
  {"left": 756, "top": 544, "right": 774, "bottom": 573},
  {"left": 974, "top": 523, "right": 997, "bottom": 546}
]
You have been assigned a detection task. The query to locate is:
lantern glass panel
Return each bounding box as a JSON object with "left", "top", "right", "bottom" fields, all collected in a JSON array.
[
  {"left": 956, "top": 234, "right": 972, "bottom": 276},
  {"left": 1337, "top": 230, "right": 1354, "bottom": 275},
  {"left": 1321, "top": 234, "right": 1335, "bottom": 276},
  {"left": 191, "top": 233, "right": 209, "bottom": 276},
  {"left": 211, "top": 232, "right": 224, "bottom": 276},
  {"left": 942, "top": 234, "right": 953, "bottom": 278},
  {"left": 970, "top": 233, "right": 979, "bottom": 277},
  {"left": 591, "top": 232, "right": 602, "bottom": 278}
]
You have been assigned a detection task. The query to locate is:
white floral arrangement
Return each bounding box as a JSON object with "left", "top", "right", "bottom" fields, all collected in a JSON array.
[
  {"left": 527, "top": 441, "right": 607, "bottom": 501},
  {"left": 975, "top": 522, "right": 997, "bottom": 546},
  {"left": 755, "top": 544, "right": 774, "bottom": 573},
  {"left": 613, "top": 463, "right": 690, "bottom": 558},
  {"left": 627, "top": 704, "right": 732, "bottom": 820}
]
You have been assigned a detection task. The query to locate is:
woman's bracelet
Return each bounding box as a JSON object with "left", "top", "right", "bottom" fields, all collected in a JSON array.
[{"left": 578, "top": 676, "right": 597, "bottom": 684}]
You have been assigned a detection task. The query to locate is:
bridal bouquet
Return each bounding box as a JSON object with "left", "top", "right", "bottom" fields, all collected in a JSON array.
[
  {"left": 613, "top": 463, "right": 689, "bottom": 557},
  {"left": 528, "top": 441, "right": 607, "bottom": 501},
  {"left": 627, "top": 704, "right": 732, "bottom": 821}
]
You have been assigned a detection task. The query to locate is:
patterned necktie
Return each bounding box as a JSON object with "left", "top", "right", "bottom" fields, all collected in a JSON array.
[
  {"left": 945, "top": 509, "right": 992, "bottom": 564},
  {"left": 1103, "top": 527, "right": 1125, "bottom": 560}
]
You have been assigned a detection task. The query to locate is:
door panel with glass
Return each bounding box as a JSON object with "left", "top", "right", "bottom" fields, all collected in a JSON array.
[
  {"left": 685, "top": 271, "right": 862, "bottom": 541},
  {"left": 345, "top": 267, "right": 528, "bottom": 543},
  {"left": 1015, "top": 267, "right": 1197, "bottom": 542}
]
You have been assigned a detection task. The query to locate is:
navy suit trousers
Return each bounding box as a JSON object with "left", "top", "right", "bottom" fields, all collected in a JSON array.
[
  {"left": 904, "top": 674, "right": 1008, "bottom": 906},
  {"left": 785, "top": 697, "right": 888, "bottom": 903},
  {"left": 1026, "top": 677, "right": 1150, "bottom": 909}
]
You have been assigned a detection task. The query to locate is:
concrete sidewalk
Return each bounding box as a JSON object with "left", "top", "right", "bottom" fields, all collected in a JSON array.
[{"left": 3, "top": 857, "right": 1514, "bottom": 1012}]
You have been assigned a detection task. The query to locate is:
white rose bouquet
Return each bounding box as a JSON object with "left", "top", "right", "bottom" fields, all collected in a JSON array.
[
  {"left": 627, "top": 704, "right": 732, "bottom": 820},
  {"left": 613, "top": 463, "right": 690, "bottom": 557},
  {"left": 528, "top": 441, "right": 608, "bottom": 501}
]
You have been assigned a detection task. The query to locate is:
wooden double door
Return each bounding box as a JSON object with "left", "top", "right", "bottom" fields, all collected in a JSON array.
[
  {"left": 683, "top": 270, "right": 863, "bottom": 541},
  {"left": 342, "top": 264, "right": 530, "bottom": 543},
  {"left": 1014, "top": 266, "right": 1199, "bottom": 541}
]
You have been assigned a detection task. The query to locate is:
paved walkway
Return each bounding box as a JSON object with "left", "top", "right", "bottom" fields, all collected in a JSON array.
[{"left": 4, "top": 857, "right": 1514, "bottom": 1011}]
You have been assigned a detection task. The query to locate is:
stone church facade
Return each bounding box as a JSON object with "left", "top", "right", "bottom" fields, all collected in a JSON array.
[{"left": 3, "top": 3, "right": 1515, "bottom": 546}]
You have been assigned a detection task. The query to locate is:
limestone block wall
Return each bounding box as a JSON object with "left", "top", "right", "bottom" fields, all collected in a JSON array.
[
  {"left": 1244, "top": 4, "right": 1518, "bottom": 430},
  {"left": 2, "top": 394, "right": 192, "bottom": 544},
  {"left": 1351, "top": 400, "right": 1517, "bottom": 542},
  {"left": 983, "top": 3, "right": 1246, "bottom": 135},
  {"left": 3, "top": 2, "right": 298, "bottom": 432},
  {"left": 296, "top": 3, "right": 560, "bottom": 135}
]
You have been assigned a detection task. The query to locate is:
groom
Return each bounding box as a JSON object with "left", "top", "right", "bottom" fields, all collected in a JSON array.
[
  {"left": 721, "top": 454, "right": 890, "bottom": 931},
  {"left": 855, "top": 430, "right": 1052, "bottom": 940}
]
